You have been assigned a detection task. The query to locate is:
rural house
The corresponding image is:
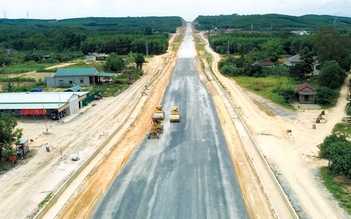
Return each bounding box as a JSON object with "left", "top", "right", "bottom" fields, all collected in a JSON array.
[
  {"left": 45, "top": 68, "right": 115, "bottom": 87},
  {"left": 284, "top": 54, "right": 320, "bottom": 74},
  {"left": 284, "top": 54, "right": 301, "bottom": 67},
  {"left": 295, "top": 82, "right": 316, "bottom": 104},
  {"left": 86, "top": 53, "right": 109, "bottom": 62}
]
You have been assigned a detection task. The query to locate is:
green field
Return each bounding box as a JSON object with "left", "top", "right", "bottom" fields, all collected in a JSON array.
[{"left": 232, "top": 76, "right": 299, "bottom": 109}]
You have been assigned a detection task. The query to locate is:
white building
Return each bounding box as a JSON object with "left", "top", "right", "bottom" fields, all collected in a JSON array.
[{"left": 0, "top": 92, "right": 88, "bottom": 119}]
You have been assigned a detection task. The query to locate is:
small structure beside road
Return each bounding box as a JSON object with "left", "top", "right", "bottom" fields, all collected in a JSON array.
[
  {"left": 295, "top": 82, "right": 316, "bottom": 104},
  {"left": 0, "top": 91, "right": 88, "bottom": 119},
  {"left": 16, "top": 138, "right": 30, "bottom": 157},
  {"left": 45, "top": 68, "right": 115, "bottom": 87}
]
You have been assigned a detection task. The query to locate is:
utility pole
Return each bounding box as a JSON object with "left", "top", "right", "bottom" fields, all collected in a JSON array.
[
  {"left": 145, "top": 42, "right": 149, "bottom": 56},
  {"left": 227, "top": 41, "right": 230, "bottom": 57}
]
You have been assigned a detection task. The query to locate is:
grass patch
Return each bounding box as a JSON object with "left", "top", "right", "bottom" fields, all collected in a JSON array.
[
  {"left": 0, "top": 62, "right": 56, "bottom": 74},
  {"left": 173, "top": 31, "right": 185, "bottom": 44},
  {"left": 90, "top": 84, "right": 128, "bottom": 96},
  {"left": 0, "top": 161, "right": 15, "bottom": 173},
  {"left": 38, "top": 192, "right": 53, "bottom": 209},
  {"left": 320, "top": 167, "right": 351, "bottom": 214},
  {"left": 197, "top": 43, "right": 205, "bottom": 52},
  {"left": 232, "top": 76, "right": 299, "bottom": 109},
  {"left": 333, "top": 123, "right": 351, "bottom": 135}
]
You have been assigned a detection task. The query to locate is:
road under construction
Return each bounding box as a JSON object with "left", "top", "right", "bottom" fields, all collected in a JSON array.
[
  {"left": 90, "top": 25, "right": 250, "bottom": 218},
  {"left": 38, "top": 23, "right": 302, "bottom": 219}
]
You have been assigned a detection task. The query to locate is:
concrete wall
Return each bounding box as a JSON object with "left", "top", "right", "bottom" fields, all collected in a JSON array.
[
  {"left": 69, "top": 95, "right": 79, "bottom": 115},
  {"left": 45, "top": 77, "right": 56, "bottom": 87},
  {"left": 46, "top": 76, "right": 90, "bottom": 87},
  {"left": 298, "top": 94, "right": 315, "bottom": 104}
]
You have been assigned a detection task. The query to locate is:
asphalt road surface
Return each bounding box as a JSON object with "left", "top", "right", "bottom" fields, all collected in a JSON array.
[{"left": 91, "top": 25, "right": 249, "bottom": 219}]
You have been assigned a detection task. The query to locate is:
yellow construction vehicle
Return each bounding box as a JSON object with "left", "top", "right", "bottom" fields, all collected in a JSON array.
[
  {"left": 152, "top": 105, "right": 165, "bottom": 120},
  {"left": 169, "top": 106, "right": 180, "bottom": 122},
  {"left": 148, "top": 118, "right": 164, "bottom": 139}
]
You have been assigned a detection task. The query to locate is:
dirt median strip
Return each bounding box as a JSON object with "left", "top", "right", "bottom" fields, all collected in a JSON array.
[{"left": 52, "top": 42, "right": 178, "bottom": 219}]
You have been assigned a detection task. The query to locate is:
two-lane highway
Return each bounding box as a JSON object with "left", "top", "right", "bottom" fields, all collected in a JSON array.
[{"left": 91, "top": 24, "right": 249, "bottom": 219}]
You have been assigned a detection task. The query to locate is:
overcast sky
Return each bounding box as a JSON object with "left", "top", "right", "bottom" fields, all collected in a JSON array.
[{"left": 2, "top": 0, "right": 351, "bottom": 21}]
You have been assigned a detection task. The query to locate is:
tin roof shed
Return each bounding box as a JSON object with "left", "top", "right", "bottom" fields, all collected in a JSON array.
[
  {"left": 55, "top": 68, "right": 99, "bottom": 77},
  {"left": 0, "top": 92, "right": 87, "bottom": 110}
]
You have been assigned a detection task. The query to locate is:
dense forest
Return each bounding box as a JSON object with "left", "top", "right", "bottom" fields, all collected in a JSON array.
[
  {"left": 0, "top": 16, "right": 184, "bottom": 65},
  {"left": 194, "top": 14, "right": 351, "bottom": 32},
  {"left": 0, "top": 16, "right": 183, "bottom": 33}
]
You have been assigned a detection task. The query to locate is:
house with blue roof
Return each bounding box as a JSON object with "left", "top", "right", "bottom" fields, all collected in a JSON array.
[{"left": 45, "top": 68, "right": 115, "bottom": 87}]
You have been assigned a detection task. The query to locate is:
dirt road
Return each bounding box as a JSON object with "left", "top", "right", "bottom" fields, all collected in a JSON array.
[
  {"left": 199, "top": 31, "right": 350, "bottom": 218},
  {"left": 0, "top": 33, "right": 177, "bottom": 219}
]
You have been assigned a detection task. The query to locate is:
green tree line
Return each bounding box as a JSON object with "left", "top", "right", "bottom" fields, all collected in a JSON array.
[
  {"left": 194, "top": 14, "right": 351, "bottom": 32},
  {"left": 0, "top": 16, "right": 183, "bottom": 65}
]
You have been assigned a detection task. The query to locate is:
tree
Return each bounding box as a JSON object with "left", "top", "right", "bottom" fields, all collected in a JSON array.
[
  {"left": 288, "top": 61, "right": 311, "bottom": 82},
  {"left": 260, "top": 38, "right": 285, "bottom": 62},
  {"left": 268, "top": 65, "right": 287, "bottom": 91},
  {"left": 300, "top": 46, "right": 314, "bottom": 66},
  {"left": 0, "top": 114, "right": 23, "bottom": 160},
  {"left": 279, "top": 88, "right": 295, "bottom": 103},
  {"left": 315, "top": 86, "right": 338, "bottom": 106},
  {"left": 319, "top": 133, "right": 351, "bottom": 177},
  {"left": 318, "top": 60, "right": 346, "bottom": 89},
  {"left": 0, "top": 52, "right": 11, "bottom": 66},
  {"left": 311, "top": 26, "right": 351, "bottom": 71},
  {"left": 134, "top": 53, "right": 145, "bottom": 70},
  {"left": 103, "top": 53, "right": 125, "bottom": 72},
  {"left": 144, "top": 26, "right": 153, "bottom": 35},
  {"left": 251, "top": 62, "right": 265, "bottom": 77}
]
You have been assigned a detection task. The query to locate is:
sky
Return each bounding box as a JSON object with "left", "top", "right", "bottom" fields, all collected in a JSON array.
[{"left": 2, "top": 0, "right": 351, "bottom": 22}]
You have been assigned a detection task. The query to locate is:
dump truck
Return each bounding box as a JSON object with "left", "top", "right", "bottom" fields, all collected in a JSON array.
[
  {"left": 152, "top": 105, "right": 165, "bottom": 120},
  {"left": 148, "top": 118, "right": 164, "bottom": 139},
  {"left": 169, "top": 106, "right": 180, "bottom": 122}
]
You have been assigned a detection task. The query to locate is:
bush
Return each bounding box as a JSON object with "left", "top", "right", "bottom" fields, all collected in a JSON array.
[
  {"left": 318, "top": 61, "right": 346, "bottom": 89},
  {"left": 12, "top": 85, "right": 33, "bottom": 92},
  {"left": 0, "top": 77, "right": 35, "bottom": 82},
  {"left": 220, "top": 65, "right": 242, "bottom": 76},
  {"left": 279, "top": 88, "right": 296, "bottom": 103},
  {"left": 316, "top": 86, "right": 339, "bottom": 106}
]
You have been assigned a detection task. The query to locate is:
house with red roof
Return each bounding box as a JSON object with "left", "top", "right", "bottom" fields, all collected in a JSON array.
[
  {"left": 262, "top": 60, "right": 274, "bottom": 67},
  {"left": 295, "top": 82, "right": 316, "bottom": 104}
]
